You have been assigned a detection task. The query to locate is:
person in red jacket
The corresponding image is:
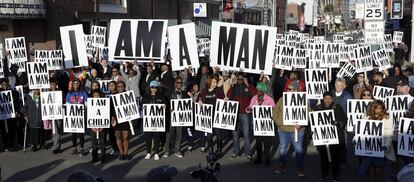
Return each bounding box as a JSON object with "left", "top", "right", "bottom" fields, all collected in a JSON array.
[
  {"left": 283, "top": 71, "right": 305, "bottom": 92},
  {"left": 227, "top": 72, "right": 256, "bottom": 160}
]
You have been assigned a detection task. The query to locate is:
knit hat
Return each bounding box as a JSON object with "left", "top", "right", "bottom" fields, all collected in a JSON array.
[
  {"left": 323, "top": 91, "right": 334, "bottom": 98},
  {"left": 256, "top": 82, "right": 267, "bottom": 92}
]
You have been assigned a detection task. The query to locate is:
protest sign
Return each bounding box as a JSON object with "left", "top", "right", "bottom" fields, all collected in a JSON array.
[
  {"left": 372, "top": 85, "right": 395, "bottom": 103},
  {"left": 354, "top": 45, "right": 373, "bottom": 73},
  {"left": 293, "top": 48, "right": 307, "bottom": 69},
  {"left": 355, "top": 119, "right": 384, "bottom": 158},
  {"left": 283, "top": 92, "right": 307, "bottom": 125},
  {"left": 213, "top": 99, "right": 239, "bottom": 130},
  {"left": 398, "top": 117, "right": 414, "bottom": 157},
  {"left": 0, "top": 90, "right": 15, "bottom": 120},
  {"left": 371, "top": 49, "right": 392, "bottom": 70},
  {"left": 111, "top": 91, "right": 140, "bottom": 123},
  {"left": 143, "top": 104, "right": 165, "bottom": 132},
  {"left": 5, "top": 37, "right": 27, "bottom": 72},
  {"left": 41, "top": 91, "right": 63, "bottom": 120},
  {"left": 170, "top": 98, "right": 193, "bottom": 127},
  {"left": 168, "top": 23, "right": 200, "bottom": 71},
  {"left": 274, "top": 45, "right": 295, "bottom": 70},
  {"left": 60, "top": 24, "right": 88, "bottom": 68},
  {"left": 305, "top": 69, "right": 329, "bottom": 99},
  {"left": 364, "top": 21, "right": 385, "bottom": 44},
  {"left": 252, "top": 105, "right": 275, "bottom": 136},
  {"left": 26, "top": 62, "right": 49, "bottom": 89},
  {"left": 339, "top": 44, "right": 355, "bottom": 62},
  {"left": 308, "top": 49, "right": 322, "bottom": 69},
  {"left": 0, "top": 52, "right": 4, "bottom": 78},
  {"left": 210, "top": 21, "right": 277, "bottom": 75},
  {"left": 34, "top": 50, "right": 64, "bottom": 70},
  {"left": 98, "top": 80, "right": 110, "bottom": 94},
  {"left": 194, "top": 102, "right": 213, "bottom": 133},
  {"left": 393, "top": 31, "right": 404, "bottom": 43},
  {"left": 309, "top": 110, "right": 339, "bottom": 146},
  {"left": 64, "top": 104, "right": 85, "bottom": 133},
  {"left": 87, "top": 98, "right": 110, "bottom": 128},
  {"left": 347, "top": 99, "right": 372, "bottom": 132},
  {"left": 321, "top": 43, "right": 340, "bottom": 68},
  {"left": 364, "top": 0, "right": 384, "bottom": 21},
  {"left": 386, "top": 95, "right": 414, "bottom": 129},
  {"left": 85, "top": 35, "right": 95, "bottom": 58},
  {"left": 91, "top": 25, "right": 106, "bottom": 48},
  {"left": 197, "top": 38, "right": 210, "bottom": 57},
  {"left": 383, "top": 34, "right": 394, "bottom": 53},
  {"left": 108, "top": 19, "right": 168, "bottom": 63},
  {"left": 336, "top": 61, "right": 357, "bottom": 78}
]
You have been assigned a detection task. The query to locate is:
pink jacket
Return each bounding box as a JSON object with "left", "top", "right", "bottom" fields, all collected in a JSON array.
[{"left": 246, "top": 94, "right": 275, "bottom": 113}]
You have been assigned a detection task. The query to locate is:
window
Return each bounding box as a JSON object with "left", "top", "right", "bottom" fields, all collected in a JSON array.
[{"left": 101, "top": 0, "right": 121, "bottom": 5}]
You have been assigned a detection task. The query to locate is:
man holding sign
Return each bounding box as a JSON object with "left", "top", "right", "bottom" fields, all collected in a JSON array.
[
  {"left": 313, "top": 92, "right": 347, "bottom": 181},
  {"left": 274, "top": 81, "right": 306, "bottom": 176}
]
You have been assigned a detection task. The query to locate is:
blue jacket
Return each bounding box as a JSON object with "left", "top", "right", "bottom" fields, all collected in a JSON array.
[{"left": 330, "top": 90, "right": 352, "bottom": 113}]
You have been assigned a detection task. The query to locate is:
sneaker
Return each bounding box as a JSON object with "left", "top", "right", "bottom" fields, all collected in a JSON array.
[
  {"left": 79, "top": 149, "right": 88, "bottom": 156},
  {"left": 98, "top": 149, "right": 101, "bottom": 154},
  {"left": 52, "top": 150, "right": 58, "bottom": 155},
  {"left": 154, "top": 154, "right": 160, "bottom": 160},
  {"left": 319, "top": 176, "right": 328, "bottom": 181},
  {"left": 71, "top": 149, "right": 78, "bottom": 156},
  {"left": 230, "top": 154, "right": 240, "bottom": 160},
  {"left": 246, "top": 155, "right": 252, "bottom": 161},
  {"left": 297, "top": 170, "right": 305, "bottom": 177},
  {"left": 144, "top": 153, "right": 151, "bottom": 160},
  {"left": 163, "top": 153, "right": 169, "bottom": 158},
  {"left": 273, "top": 164, "right": 286, "bottom": 174},
  {"left": 109, "top": 150, "right": 119, "bottom": 156},
  {"left": 330, "top": 177, "right": 340, "bottom": 182},
  {"left": 187, "top": 146, "right": 193, "bottom": 151},
  {"left": 174, "top": 152, "right": 183, "bottom": 158},
  {"left": 200, "top": 147, "right": 206, "bottom": 152}
]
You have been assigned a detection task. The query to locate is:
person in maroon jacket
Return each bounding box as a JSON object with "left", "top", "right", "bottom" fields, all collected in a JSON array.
[
  {"left": 199, "top": 75, "right": 225, "bottom": 156},
  {"left": 227, "top": 72, "right": 256, "bottom": 161}
]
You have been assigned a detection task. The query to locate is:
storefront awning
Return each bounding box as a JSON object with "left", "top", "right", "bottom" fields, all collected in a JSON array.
[{"left": 0, "top": 0, "right": 46, "bottom": 19}]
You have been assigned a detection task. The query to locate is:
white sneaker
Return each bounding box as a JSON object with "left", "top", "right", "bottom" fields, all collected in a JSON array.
[
  {"left": 154, "top": 154, "right": 160, "bottom": 160},
  {"left": 145, "top": 153, "right": 151, "bottom": 160},
  {"left": 163, "top": 153, "right": 169, "bottom": 158}
]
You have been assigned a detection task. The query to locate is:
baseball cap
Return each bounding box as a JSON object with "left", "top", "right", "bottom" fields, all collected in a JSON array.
[
  {"left": 256, "top": 82, "right": 267, "bottom": 92},
  {"left": 397, "top": 76, "right": 409, "bottom": 86},
  {"left": 146, "top": 166, "right": 178, "bottom": 182},
  {"left": 150, "top": 80, "right": 159, "bottom": 88}
]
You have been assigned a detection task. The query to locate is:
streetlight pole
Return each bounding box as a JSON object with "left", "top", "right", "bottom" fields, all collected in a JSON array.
[{"left": 177, "top": 0, "right": 182, "bottom": 25}]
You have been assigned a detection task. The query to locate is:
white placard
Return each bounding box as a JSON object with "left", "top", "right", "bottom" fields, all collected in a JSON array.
[
  {"left": 354, "top": 45, "right": 373, "bottom": 73},
  {"left": 41, "top": 91, "right": 63, "bottom": 120},
  {"left": 98, "top": 80, "right": 110, "bottom": 94},
  {"left": 398, "top": 117, "right": 414, "bottom": 157},
  {"left": 5, "top": 37, "right": 27, "bottom": 72},
  {"left": 194, "top": 102, "right": 213, "bottom": 133},
  {"left": 213, "top": 99, "right": 239, "bottom": 130},
  {"left": 305, "top": 69, "right": 329, "bottom": 99},
  {"left": 393, "top": 31, "right": 404, "bottom": 43},
  {"left": 170, "top": 98, "right": 193, "bottom": 127},
  {"left": 336, "top": 61, "right": 357, "bottom": 78},
  {"left": 60, "top": 24, "right": 88, "bottom": 68},
  {"left": 91, "top": 25, "right": 106, "bottom": 48},
  {"left": 355, "top": 119, "right": 385, "bottom": 158},
  {"left": 111, "top": 91, "right": 140, "bottom": 123},
  {"left": 210, "top": 21, "right": 277, "bottom": 75},
  {"left": 0, "top": 90, "right": 15, "bottom": 120},
  {"left": 26, "top": 62, "right": 49, "bottom": 89},
  {"left": 168, "top": 23, "right": 200, "bottom": 71},
  {"left": 309, "top": 110, "right": 339, "bottom": 146},
  {"left": 274, "top": 45, "right": 295, "bottom": 70},
  {"left": 252, "top": 105, "right": 275, "bottom": 136},
  {"left": 87, "top": 98, "right": 110, "bottom": 128},
  {"left": 34, "top": 50, "right": 64, "bottom": 70},
  {"left": 372, "top": 85, "right": 395, "bottom": 103},
  {"left": 386, "top": 95, "right": 414, "bottom": 130},
  {"left": 347, "top": 99, "right": 372, "bottom": 132},
  {"left": 321, "top": 43, "right": 340, "bottom": 68},
  {"left": 283, "top": 92, "right": 308, "bottom": 125},
  {"left": 143, "top": 104, "right": 165, "bottom": 132},
  {"left": 371, "top": 49, "right": 392, "bottom": 71},
  {"left": 64, "top": 104, "right": 85, "bottom": 133},
  {"left": 108, "top": 19, "right": 168, "bottom": 63}
]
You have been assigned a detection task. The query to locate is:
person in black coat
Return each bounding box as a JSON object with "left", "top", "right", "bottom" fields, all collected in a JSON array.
[
  {"left": 142, "top": 80, "right": 167, "bottom": 161},
  {"left": 22, "top": 89, "right": 43, "bottom": 152},
  {"left": 314, "top": 92, "right": 347, "bottom": 181},
  {"left": 159, "top": 63, "right": 174, "bottom": 98},
  {"left": 141, "top": 63, "right": 159, "bottom": 95}
]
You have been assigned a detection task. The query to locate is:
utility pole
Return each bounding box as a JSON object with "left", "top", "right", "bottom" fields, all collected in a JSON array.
[
  {"left": 271, "top": 0, "right": 277, "bottom": 27},
  {"left": 94, "top": 0, "right": 100, "bottom": 25},
  {"left": 263, "top": 0, "right": 268, "bottom": 25},
  {"left": 177, "top": 0, "right": 182, "bottom": 25}
]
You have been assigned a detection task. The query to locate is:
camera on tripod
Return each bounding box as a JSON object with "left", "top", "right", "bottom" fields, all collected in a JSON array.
[{"left": 190, "top": 152, "right": 221, "bottom": 182}]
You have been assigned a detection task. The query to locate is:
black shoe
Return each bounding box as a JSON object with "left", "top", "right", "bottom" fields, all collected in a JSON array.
[
  {"left": 101, "top": 155, "right": 106, "bottom": 164},
  {"left": 320, "top": 175, "right": 328, "bottom": 181},
  {"left": 124, "top": 154, "right": 130, "bottom": 160},
  {"left": 91, "top": 156, "right": 99, "bottom": 163},
  {"left": 265, "top": 159, "right": 271, "bottom": 166},
  {"left": 119, "top": 154, "right": 124, "bottom": 160},
  {"left": 254, "top": 158, "right": 262, "bottom": 164},
  {"left": 31, "top": 145, "right": 38, "bottom": 152},
  {"left": 53, "top": 150, "right": 58, "bottom": 155},
  {"left": 71, "top": 149, "right": 78, "bottom": 156}
]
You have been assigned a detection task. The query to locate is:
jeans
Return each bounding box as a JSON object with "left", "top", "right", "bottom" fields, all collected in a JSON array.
[
  {"left": 91, "top": 129, "right": 106, "bottom": 159},
  {"left": 278, "top": 130, "right": 304, "bottom": 170},
  {"left": 165, "top": 126, "right": 182, "bottom": 154},
  {"left": 232, "top": 114, "right": 251, "bottom": 155}
]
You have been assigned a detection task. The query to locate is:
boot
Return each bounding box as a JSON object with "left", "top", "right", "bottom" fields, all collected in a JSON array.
[{"left": 91, "top": 150, "right": 99, "bottom": 163}]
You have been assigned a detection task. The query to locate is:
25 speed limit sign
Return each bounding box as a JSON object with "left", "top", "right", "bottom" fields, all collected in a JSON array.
[{"left": 364, "top": 0, "right": 384, "bottom": 21}]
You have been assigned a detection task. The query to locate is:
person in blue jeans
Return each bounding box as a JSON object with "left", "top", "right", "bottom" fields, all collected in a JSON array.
[
  {"left": 227, "top": 72, "right": 256, "bottom": 161},
  {"left": 273, "top": 81, "right": 306, "bottom": 177}
]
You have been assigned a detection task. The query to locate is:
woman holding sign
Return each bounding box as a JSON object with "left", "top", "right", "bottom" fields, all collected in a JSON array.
[
  {"left": 314, "top": 92, "right": 347, "bottom": 181},
  {"left": 112, "top": 81, "right": 132, "bottom": 160},
  {"left": 142, "top": 80, "right": 167, "bottom": 161},
  {"left": 355, "top": 100, "right": 395, "bottom": 182},
  {"left": 199, "top": 75, "right": 225, "bottom": 155}
]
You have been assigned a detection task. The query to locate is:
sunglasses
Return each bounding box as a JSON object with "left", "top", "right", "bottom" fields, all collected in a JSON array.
[
  {"left": 287, "top": 88, "right": 294, "bottom": 91},
  {"left": 176, "top": 82, "right": 182, "bottom": 84},
  {"left": 362, "top": 93, "right": 371, "bottom": 96},
  {"left": 150, "top": 86, "right": 158, "bottom": 89},
  {"left": 237, "top": 79, "right": 244, "bottom": 81}
]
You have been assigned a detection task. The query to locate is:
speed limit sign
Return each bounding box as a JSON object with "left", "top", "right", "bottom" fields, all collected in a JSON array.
[{"left": 364, "top": 0, "right": 384, "bottom": 21}]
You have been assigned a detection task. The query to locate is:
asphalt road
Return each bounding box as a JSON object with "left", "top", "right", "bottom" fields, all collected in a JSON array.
[{"left": 0, "top": 129, "right": 370, "bottom": 182}]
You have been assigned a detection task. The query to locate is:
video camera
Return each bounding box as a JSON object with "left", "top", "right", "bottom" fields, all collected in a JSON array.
[{"left": 190, "top": 152, "right": 221, "bottom": 182}]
